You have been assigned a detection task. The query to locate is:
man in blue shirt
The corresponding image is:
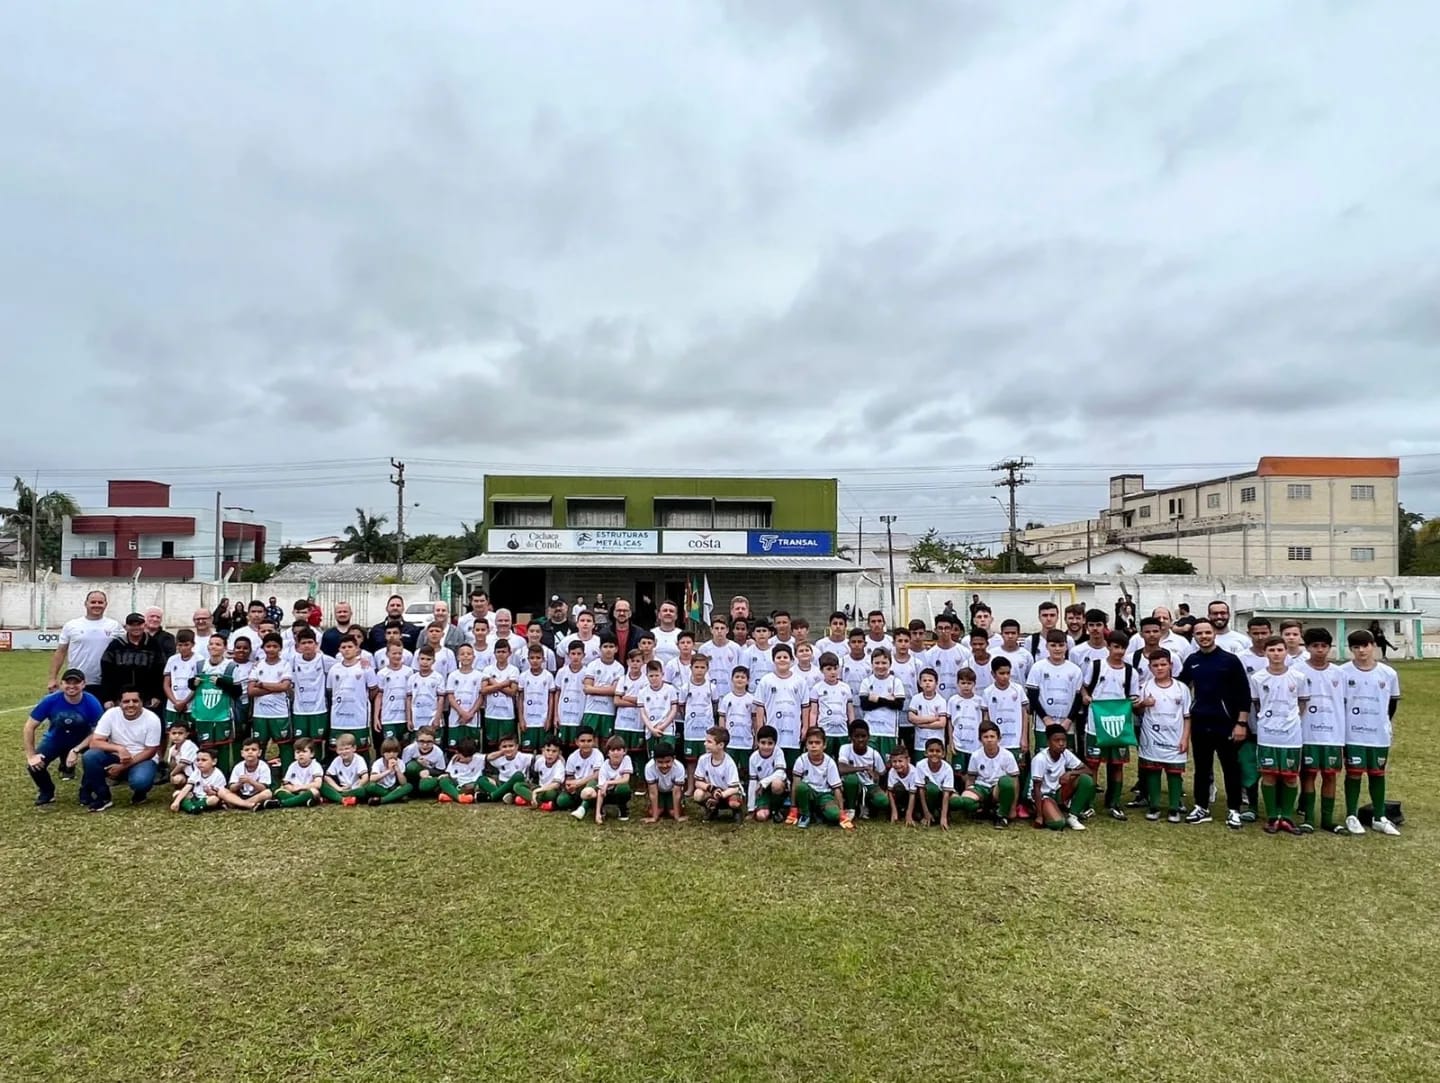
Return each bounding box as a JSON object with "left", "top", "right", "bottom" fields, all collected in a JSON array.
[{"left": 24, "top": 669, "right": 104, "bottom": 807}]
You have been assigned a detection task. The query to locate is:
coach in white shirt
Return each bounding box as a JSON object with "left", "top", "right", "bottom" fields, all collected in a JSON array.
[
  {"left": 1207, "top": 600, "right": 1250, "bottom": 654},
  {"left": 79, "top": 688, "right": 162, "bottom": 810},
  {"left": 48, "top": 590, "right": 120, "bottom": 698}
]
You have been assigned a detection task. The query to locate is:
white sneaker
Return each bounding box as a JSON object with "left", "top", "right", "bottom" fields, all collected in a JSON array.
[
  {"left": 1371, "top": 816, "right": 1401, "bottom": 836},
  {"left": 1345, "top": 814, "right": 1365, "bottom": 836},
  {"left": 571, "top": 806, "right": 587, "bottom": 820},
  {"left": 1065, "top": 813, "right": 1085, "bottom": 831},
  {"left": 1226, "top": 810, "right": 1242, "bottom": 830}
]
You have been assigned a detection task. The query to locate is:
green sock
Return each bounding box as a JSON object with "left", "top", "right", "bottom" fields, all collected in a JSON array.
[
  {"left": 1167, "top": 773, "right": 1183, "bottom": 811},
  {"left": 1145, "top": 771, "right": 1161, "bottom": 811},
  {"left": 1072, "top": 773, "right": 1096, "bottom": 813},
  {"left": 278, "top": 742, "right": 295, "bottom": 773},
  {"left": 1262, "top": 780, "right": 1279, "bottom": 820},
  {"left": 1320, "top": 795, "right": 1336, "bottom": 830},
  {"left": 1368, "top": 774, "right": 1386, "bottom": 816},
  {"left": 1279, "top": 780, "right": 1297, "bottom": 822},
  {"left": 1299, "top": 785, "right": 1316, "bottom": 826},
  {"left": 1344, "top": 775, "right": 1362, "bottom": 817},
  {"left": 1104, "top": 766, "right": 1122, "bottom": 810}
]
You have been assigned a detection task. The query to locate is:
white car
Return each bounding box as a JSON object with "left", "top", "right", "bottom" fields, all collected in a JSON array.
[{"left": 403, "top": 601, "right": 441, "bottom": 622}]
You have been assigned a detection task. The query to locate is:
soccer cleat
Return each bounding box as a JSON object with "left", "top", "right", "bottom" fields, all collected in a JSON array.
[
  {"left": 1145, "top": 809, "right": 1161, "bottom": 821},
  {"left": 1226, "top": 810, "right": 1243, "bottom": 830},
  {"left": 341, "top": 796, "right": 358, "bottom": 807},
  {"left": 1297, "top": 822, "right": 1314, "bottom": 835},
  {"left": 994, "top": 816, "right": 1009, "bottom": 829},
  {"left": 618, "top": 811, "right": 630, "bottom": 822},
  {"left": 1239, "top": 810, "right": 1258, "bottom": 824},
  {"left": 58, "top": 770, "right": 75, "bottom": 782},
  {"left": 1185, "top": 806, "right": 1212, "bottom": 825},
  {"left": 1108, "top": 807, "right": 1127, "bottom": 822},
  {"left": 89, "top": 800, "right": 114, "bottom": 813},
  {"left": 796, "top": 815, "right": 811, "bottom": 829},
  {"left": 437, "top": 793, "right": 453, "bottom": 803},
  {"left": 1278, "top": 819, "right": 1301, "bottom": 835},
  {"left": 367, "top": 796, "right": 382, "bottom": 806},
  {"left": 458, "top": 794, "right": 475, "bottom": 805},
  {"left": 1344, "top": 815, "right": 1365, "bottom": 836},
  {"left": 1126, "top": 795, "right": 1149, "bottom": 809},
  {"left": 501, "top": 794, "right": 515, "bottom": 805},
  {"left": 1331, "top": 823, "right": 1349, "bottom": 835},
  {"left": 571, "top": 805, "right": 587, "bottom": 820},
  {"left": 1167, "top": 810, "right": 1182, "bottom": 824},
  {"left": 130, "top": 792, "right": 148, "bottom": 806},
  {"left": 263, "top": 798, "right": 281, "bottom": 810},
  {"left": 1371, "top": 817, "right": 1401, "bottom": 836},
  {"left": 1065, "top": 813, "right": 1085, "bottom": 831},
  {"left": 539, "top": 801, "right": 554, "bottom": 811},
  {"left": 34, "top": 795, "right": 55, "bottom": 808},
  {"left": 1264, "top": 819, "right": 1280, "bottom": 834},
  {"left": 859, "top": 804, "right": 872, "bottom": 820},
  {"left": 784, "top": 808, "right": 800, "bottom": 826},
  {"left": 839, "top": 812, "right": 855, "bottom": 831},
  {"left": 1078, "top": 807, "right": 1096, "bottom": 822},
  {"left": 513, "top": 796, "right": 529, "bottom": 807}
]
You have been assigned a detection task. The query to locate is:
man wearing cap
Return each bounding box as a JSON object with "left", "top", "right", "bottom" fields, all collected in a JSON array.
[
  {"left": 100, "top": 613, "right": 167, "bottom": 709},
  {"left": 47, "top": 590, "right": 120, "bottom": 699},
  {"left": 367, "top": 593, "right": 420, "bottom": 653},
  {"left": 80, "top": 687, "right": 163, "bottom": 811},
  {"left": 538, "top": 594, "right": 577, "bottom": 653},
  {"left": 24, "top": 669, "right": 104, "bottom": 803},
  {"left": 143, "top": 606, "right": 176, "bottom": 659}
]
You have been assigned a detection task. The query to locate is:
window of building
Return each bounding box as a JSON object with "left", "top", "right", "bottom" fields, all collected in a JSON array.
[
  {"left": 713, "top": 500, "right": 772, "bottom": 529},
  {"left": 1286, "top": 483, "right": 1312, "bottom": 500},
  {"left": 1351, "top": 484, "right": 1375, "bottom": 501},
  {"left": 492, "top": 500, "right": 552, "bottom": 528},
  {"left": 1240, "top": 486, "right": 1256, "bottom": 503},
  {"left": 1167, "top": 498, "right": 1183, "bottom": 518},
  {"left": 1351, "top": 547, "right": 1375, "bottom": 562},
  {"left": 566, "top": 498, "right": 626, "bottom": 528},
  {"left": 654, "top": 499, "right": 713, "bottom": 529},
  {"left": 1287, "top": 546, "right": 1313, "bottom": 561},
  {"left": 1206, "top": 493, "right": 1221, "bottom": 509},
  {"left": 1138, "top": 506, "right": 1151, "bottom": 519},
  {"left": 161, "top": 541, "right": 175, "bottom": 558},
  {"left": 97, "top": 541, "right": 108, "bottom": 557}
]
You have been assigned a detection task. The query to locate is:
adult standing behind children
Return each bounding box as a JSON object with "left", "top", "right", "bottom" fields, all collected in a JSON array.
[
  {"left": 47, "top": 590, "right": 120, "bottom": 699},
  {"left": 321, "top": 602, "right": 360, "bottom": 657}
]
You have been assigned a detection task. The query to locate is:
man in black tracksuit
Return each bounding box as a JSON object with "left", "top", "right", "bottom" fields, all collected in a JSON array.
[
  {"left": 99, "top": 612, "right": 167, "bottom": 709},
  {"left": 1178, "top": 618, "right": 1251, "bottom": 828}
]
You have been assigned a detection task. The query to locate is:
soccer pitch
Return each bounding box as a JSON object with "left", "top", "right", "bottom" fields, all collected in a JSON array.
[{"left": 2, "top": 650, "right": 1436, "bottom": 1082}]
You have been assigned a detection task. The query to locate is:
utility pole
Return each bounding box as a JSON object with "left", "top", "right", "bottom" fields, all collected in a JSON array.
[
  {"left": 28, "top": 471, "right": 39, "bottom": 583},
  {"left": 992, "top": 457, "right": 1032, "bottom": 573},
  {"left": 390, "top": 458, "right": 406, "bottom": 580},
  {"left": 213, "top": 491, "right": 222, "bottom": 591},
  {"left": 880, "top": 514, "right": 898, "bottom": 620},
  {"left": 1086, "top": 519, "right": 1092, "bottom": 574}
]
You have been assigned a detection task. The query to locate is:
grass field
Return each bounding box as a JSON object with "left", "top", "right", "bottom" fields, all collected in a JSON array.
[{"left": 2, "top": 650, "right": 1437, "bottom": 1082}]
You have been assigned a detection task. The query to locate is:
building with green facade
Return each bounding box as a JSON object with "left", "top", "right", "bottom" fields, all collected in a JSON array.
[{"left": 456, "top": 475, "right": 850, "bottom": 625}]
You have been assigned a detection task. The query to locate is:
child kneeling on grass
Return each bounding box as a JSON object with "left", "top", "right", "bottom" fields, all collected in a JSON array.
[
  {"left": 530, "top": 738, "right": 566, "bottom": 811},
  {"left": 364, "top": 738, "right": 414, "bottom": 806},
  {"left": 436, "top": 738, "right": 483, "bottom": 804},
  {"left": 585, "top": 735, "right": 635, "bottom": 822},
  {"left": 481, "top": 734, "right": 535, "bottom": 805},
  {"left": 555, "top": 726, "right": 604, "bottom": 816},
  {"left": 1030, "top": 723, "right": 1093, "bottom": 831},
  {"left": 747, "top": 725, "right": 787, "bottom": 822},
  {"left": 887, "top": 745, "right": 920, "bottom": 826},
  {"left": 914, "top": 738, "right": 963, "bottom": 829},
  {"left": 786, "top": 726, "right": 853, "bottom": 830},
  {"left": 838, "top": 719, "right": 889, "bottom": 820},
  {"left": 958, "top": 721, "right": 1020, "bottom": 828},
  {"left": 323, "top": 733, "right": 370, "bottom": 806},
  {"left": 273, "top": 737, "right": 324, "bottom": 808},
  {"left": 692, "top": 726, "right": 743, "bottom": 822},
  {"left": 221, "top": 739, "right": 275, "bottom": 811},
  {"left": 170, "top": 747, "right": 227, "bottom": 814},
  {"left": 644, "top": 741, "right": 688, "bottom": 823},
  {"left": 401, "top": 727, "right": 448, "bottom": 798}
]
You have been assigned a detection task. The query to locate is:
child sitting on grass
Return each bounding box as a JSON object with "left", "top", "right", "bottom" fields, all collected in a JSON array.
[
  {"left": 692, "top": 726, "right": 743, "bottom": 822},
  {"left": 786, "top": 726, "right": 853, "bottom": 830},
  {"left": 273, "top": 737, "right": 324, "bottom": 808},
  {"left": 958, "top": 721, "right": 1020, "bottom": 828},
  {"left": 481, "top": 734, "right": 535, "bottom": 805},
  {"left": 436, "top": 738, "right": 484, "bottom": 804},
  {"left": 221, "top": 738, "right": 275, "bottom": 811},
  {"left": 364, "top": 738, "right": 413, "bottom": 806},
  {"left": 1030, "top": 723, "right": 1093, "bottom": 831},
  {"left": 747, "top": 725, "right": 788, "bottom": 823},
  {"left": 322, "top": 733, "right": 370, "bottom": 806},
  {"left": 530, "top": 737, "right": 567, "bottom": 810},
  {"left": 170, "top": 747, "right": 227, "bottom": 814},
  {"left": 586, "top": 735, "right": 635, "bottom": 823}
]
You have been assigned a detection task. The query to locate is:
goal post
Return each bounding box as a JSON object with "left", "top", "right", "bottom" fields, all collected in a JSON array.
[{"left": 900, "top": 582, "right": 1079, "bottom": 627}]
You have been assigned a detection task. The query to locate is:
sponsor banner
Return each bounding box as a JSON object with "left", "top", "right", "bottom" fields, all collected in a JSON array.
[
  {"left": 0, "top": 630, "right": 63, "bottom": 651},
  {"left": 746, "top": 530, "right": 834, "bottom": 556},
  {"left": 490, "top": 529, "right": 658, "bottom": 555},
  {"left": 661, "top": 531, "right": 748, "bottom": 555}
]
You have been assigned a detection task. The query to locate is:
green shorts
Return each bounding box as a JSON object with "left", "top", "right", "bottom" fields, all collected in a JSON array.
[
  {"left": 520, "top": 725, "right": 550, "bottom": 752},
  {"left": 781, "top": 747, "right": 801, "bottom": 771},
  {"left": 330, "top": 728, "right": 369, "bottom": 753},
  {"left": 615, "top": 728, "right": 648, "bottom": 754},
  {"left": 581, "top": 712, "right": 614, "bottom": 742},
  {"left": 1302, "top": 743, "right": 1343, "bottom": 773},
  {"left": 1345, "top": 746, "right": 1389, "bottom": 774},
  {"left": 378, "top": 721, "right": 409, "bottom": 747},
  {"left": 191, "top": 719, "right": 235, "bottom": 748},
  {"left": 727, "top": 747, "right": 750, "bottom": 778},
  {"left": 1084, "top": 737, "right": 1130, "bottom": 766},
  {"left": 164, "top": 708, "right": 191, "bottom": 728},
  {"left": 448, "top": 724, "right": 480, "bottom": 750},
  {"left": 823, "top": 736, "right": 845, "bottom": 758},
  {"left": 558, "top": 721, "right": 582, "bottom": 747},
  {"left": 293, "top": 713, "right": 328, "bottom": 741},
  {"left": 683, "top": 739, "right": 707, "bottom": 759},
  {"left": 483, "top": 715, "right": 518, "bottom": 748},
  {"left": 1238, "top": 738, "right": 1260, "bottom": 788},
  {"left": 1257, "top": 745, "right": 1302, "bottom": 774},
  {"left": 869, "top": 736, "right": 897, "bottom": 758}
]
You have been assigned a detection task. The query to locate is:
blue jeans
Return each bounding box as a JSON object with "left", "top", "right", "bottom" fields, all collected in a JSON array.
[
  {"left": 29, "top": 733, "right": 91, "bottom": 802},
  {"left": 81, "top": 749, "right": 159, "bottom": 806}
]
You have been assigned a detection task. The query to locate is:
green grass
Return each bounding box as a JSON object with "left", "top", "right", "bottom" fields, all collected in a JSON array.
[{"left": 2, "top": 650, "right": 1438, "bottom": 1082}]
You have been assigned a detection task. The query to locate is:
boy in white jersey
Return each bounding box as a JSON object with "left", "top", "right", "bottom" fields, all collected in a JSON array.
[
  {"left": 981, "top": 658, "right": 1030, "bottom": 763},
  {"left": 808, "top": 653, "right": 855, "bottom": 758},
  {"left": 638, "top": 660, "right": 680, "bottom": 754},
  {"left": 677, "top": 655, "right": 717, "bottom": 772},
  {"left": 664, "top": 631, "right": 699, "bottom": 690},
  {"left": 518, "top": 645, "right": 557, "bottom": 753},
  {"left": 248, "top": 633, "right": 295, "bottom": 771},
  {"left": 924, "top": 615, "right": 971, "bottom": 700},
  {"left": 958, "top": 721, "right": 1020, "bottom": 827},
  {"left": 907, "top": 667, "right": 948, "bottom": 760},
  {"left": 555, "top": 641, "right": 588, "bottom": 749},
  {"left": 1251, "top": 635, "right": 1308, "bottom": 834},
  {"left": 839, "top": 630, "right": 873, "bottom": 707},
  {"left": 643, "top": 741, "right": 688, "bottom": 823},
  {"left": 171, "top": 746, "right": 227, "bottom": 814},
  {"left": 1031, "top": 724, "right": 1093, "bottom": 831},
  {"left": 421, "top": 622, "right": 457, "bottom": 679},
  {"left": 948, "top": 668, "right": 983, "bottom": 775},
  {"left": 479, "top": 640, "right": 521, "bottom": 751},
  {"left": 756, "top": 644, "right": 808, "bottom": 769},
  {"left": 1294, "top": 628, "right": 1345, "bottom": 833},
  {"left": 838, "top": 719, "right": 889, "bottom": 820},
  {"left": 469, "top": 619, "right": 495, "bottom": 671},
  {"left": 747, "top": 726, "right": 788, "bottom": 821},
  {"left": 815, "top": 612, "right": 851, "bottom": 667},
  {"left": 793, "top": 641, "right": 819, "bottom": 687},
  {"left": 525, "top": 621, "right": 557, "bottom": 675},
  {"left": 325, "top": 637, "right": 376, "bottom": 758},
  {"left": 162, "top": 629, "right": 199, "bottom": 728},
  {"left": 703, "top": 616, "right": 740, "bottom": 700},
  {"left": 1069, "top": 610, "right": 1110, "bottom": 672},
  {"left": 966, "top": 632, "right": 996, "bottom": 694},
  {"left": 580, "top": 636, "right": 624, "bottom": 744},
  {"left": 994, "top": 620, "right": 1032, "bottom": 686},
  {"left": 886, "top": 745, "right": 920, "bottom": 825},
  {"left": 164, "top": 718, "right": 200, "bottom": 788},
  {"left": 444, "top": 643, "right": 484, "bottom": 752},
  {"left": 407, "top": 648, "right": 445, "bottom": 737},
  {"left": 1340, "top": 629, "right": 1401, "bottom": 836},
  {"left": 692, "top": 726, "right": 743, "bottom": 821},
  {"left": 221, "top": 738, "right": 275, "bottom": 811},
  {"left": 1079, "top": 631, "right": 1141, "bottom": 821},
  {"left": 480, "top": 733, "right": 535, "bottom": 805},
  {"left": 785, "top": 726, "right": 853, "bottom": 830},
  {"left": 1279, "top": 619, "right": 1306, "bottom": 668},
  {"left": 1026, "top": 601, "right": 1068, "bottom": 660},
  {"left": 914, "top": 738, "right": 961, "bottom": 829},
  {"left": 321, "top": 732, "right": 369, "bottom": 805},
  {"left": 858, "top": 648, "right": 906, "bottom": 757},
  {"left": 530, "top": 737, "right": 567, "bottom": 810},
  {"left": 400, "top": 726, "right": 448, "bottom": 798},
  {"left": 740, "top": 622, "right": 777, "bottom": 688},
  {"left": 1135, "top": 650, "right": 1190, "bottom": 822},
  {"left": 611, "top": 650, "right": 649, "bottom": 767},
  {"left": 554, "top": 726, "right": 605, "bottom": 815},
  {"left": 1027, "top": 631, "right": 1082, "bottom": 756},
  {"left": 717, "top": 666, "right": 757, "bottom": 776},
  {"left": 364, "top": 738, "right": 414, "bottom": 805},
  {"left": 558, "top": 611, "right": 600, "bottom": 666},
  {"left": 436, "top": 737, "right": 483, "bottom": 804},
  {"left": 372, "top": 642, "right": 413, "bottom": 750},
  {"left": 581, "top": 735, "right": 634, "bottom": 822},
  {"left": 289, "top": 629, "right": 332, "bottom": 755},
  {"left": 370, "top": 622, "right": 414, "bottom": 671}
]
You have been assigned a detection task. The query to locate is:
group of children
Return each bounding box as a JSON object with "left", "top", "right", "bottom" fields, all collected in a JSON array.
[{"left": 132, "top": 602, "right": 1401, "bottom": 835}]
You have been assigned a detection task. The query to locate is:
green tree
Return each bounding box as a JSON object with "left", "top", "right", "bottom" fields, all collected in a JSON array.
[
  {"left": 1141, "top": 554, "right": 1198, "bottom": 574},
  {"left": 1398, "top": 504, "right": 1425, "bottom": 574},
  {"left": 276, "top": 546, "right": 312, "bottom": 568},
  {"left": 907, "top": 528, "right": 981, "bottom": 574},
  {"left": 336, "top": 508, "right": 395, "bottom": 564},
  {"left": 0, "top": 476, "right": 80, "bottom": 575},
  {"left": 1408, "top": 516, "right": 1440, "bottom": 575},
  {"left": 980, "top": 547, "right": 1045, "bottom": 573},
  {"left": 239, "top": 561, "right": 276, "bottom": 582}
]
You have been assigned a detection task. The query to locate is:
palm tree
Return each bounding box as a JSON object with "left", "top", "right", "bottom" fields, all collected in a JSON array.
[
  {"left": 0, "top": 477, "right": 80, "bottom": 575},
  {"left": 457, "top": 519, "right": 485, "bottom": 558},
  {"left": 336, "top": 508, "right": 394, "bottom": 564}
]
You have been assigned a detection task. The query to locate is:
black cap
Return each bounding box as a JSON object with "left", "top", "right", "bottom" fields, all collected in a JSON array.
[
  {"left": 61, "top": 668, "right": 86, "bottom": 682},
  {"left": 124, "top": 612, "right": 145, "bottom": 625},
  {"left": 549, "top": 594, "right": 567, "bottom": 606}
]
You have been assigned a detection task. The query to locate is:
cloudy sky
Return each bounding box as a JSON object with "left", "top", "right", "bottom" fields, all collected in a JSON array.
[{"left": 4, "top": 0, "right": 1439, "bottom": 548}]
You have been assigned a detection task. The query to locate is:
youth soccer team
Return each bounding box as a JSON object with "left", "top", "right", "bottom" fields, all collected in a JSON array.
[{"left": 45, "top": 598, "right": 1403, "bottom": 835}]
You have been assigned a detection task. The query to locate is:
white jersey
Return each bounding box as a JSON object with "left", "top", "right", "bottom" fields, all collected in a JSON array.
[
  {"left": 189, "top": 765, "right": 228, "bottom": 796},
  {"left": 581, "top": 660, "right": 625, "bottom": 717},
  {"left": 290, "top": 653, "right": 332, "bottom": 715},
  {"left": 228, "top": 760, "right": 272, "bottom": 797},
  {"left": 1239, "top": 651, "right": 1270, "bottom": 678},
  {"left": 407, "top": 670, "right": 445, "bottom": 728},
  {"left": 838, "top": 743, "right": 885, "bottom": 786},
  {"left": 639, "top": 682, "right": 679, "bottom": 740},
  {"left": 741, "top": 644, "right": 776, "bottom": 686},
  {"left": 1130, "top": 649, "right": 1176, "bottom": 686},
  {"left": 1250, "top": 668, "right": 1304, "bottom": 748},
  {"left": 812, "top": 638, "right": 851, "bottom": 667},
  {"left": 555, "top": 666, "right": 587, "bottom": 726},
  {"left": 858, "top": 674, "right": 905, "bottom": 738},
  {"left": 791, "top": 753, "right": 841, "bottom": 793},
  {"left": 1138, "top": 679, "right": 1191, "bottom": 765},
  {"left": 532, "top": 757, "right": 566, "bottom": 790},
  {"left": 645, "top": 757, "right": 687, "bottom": 792},
  {"left": 60, "top": 615, "right": 122, "bottom": 684},
  {"left": 400, "top": 742, "right": 446, "bottom": 772},
  {"left": 1293, "top": 662, "right": 1345, "bottom": 746},
  {"left": 326, "top": 754, "right": 367, "bottom": 788},
  {"left": 327, "top": 660, "right": 376, "bottom": 731},
  {"left": 663, "top": 656, "right": 700, "bottom": 692},
  {"left": 916, "top": 758, "right": 955, "bottom": 791},
  {"left": 1127, "top": 631, "right": 1191, "bottom": 664},
  {"left": 283, "top": 760, "right": 323, "bottom": 788},
  {"left": 164, "top": 738, "right": 199, "bottom": 773},
  {"left": 565, "top": 748, "right": 605, "bottom": 781},
  {"left": 445, "top": 669, "right": 483, "bottom": 726},
  {"left": 650, "top": 626, "right": 682, "bottom": 665},
  {"left": 1214, "top": 629, "right": 1250, "bottom": 655},
  {"left": 1027, "top": 658, "right": 1083, "bottom": 726},
  {"left": 614, "top": 675, "right": 648, "bottom": 734},
  {"left": 748, "top": 748, "right": 786, "bottom": 783},
  {"left": 425, "top": 645, "right": 457, "bottom": 679},
  {"left": 1069, "top": 642, "right": 1108, "bottom": 672},
  {"left": 694, "top": 754, "right": 740, "bottom": 790},
  {"left": 887, "top": 766, "right": 919, "bottom": 793},
  {"left": 480, "top": 663, "right": 521, "bottom": 720},
  {"left": 947, "top": 694, "right": 984, "bottom": 756},
  {"left": 980, "top": 683, "right": 1026, "bottom": 748},
  {"left": 163, "top": 653, "right": 200, "bottom": 707},
  {"left": 1026, "top": 631, "right": 1075, "bottom": 661},
  {"left": 369, "top": 757, "right": 406, "bottom": 790},
  {"left": 863, "top": 634, "right": 894, "bottom": 657},
  {"left": 556, "top": 634, "right": 602, "bottom": 666},
  {"left": 228, "top": 626, "right": 264, "bottom": 657},
  {"left": 523, "top": 643, "right": 557, "bottom": 675},
  {"left": 249, "top": 659, "right": 293, "bottom": 718},
  {"left": 370, "top": 648, "right": 414, "bottom": 671},
  {"left": 966, "top": 655, "right": 996, "bottom": 694},
  {"left": 375, "top": 665, "right": 413, "bottom": 724},
  {"left": 1341, "top": 661, "right": 1399, "bottom": 748},
  {"left": 677, "top": 680, "right": 716, "bottom": 741},
  {"left": 923, "top": 643, "right": 972, "bottom": 699},
  {"left": 992, "top": 646, "right": 1032, "bottom": 686},
  {"left": 888, "top": 655, "right": 925, "bottom": 700},
  {"left": 466, "top": 645, "right": 496, "bottom": 672},
  {"left": 1031, "top": 748, "right": 1084, "bottom": 793},
  {"left": 839, "top": 654, "right": 873, "bottom": 704},
  {"left": 445, "top": 754, "right": 483, "bottom": 786},
  {"left": 699, "top": 640, "right": 740, "bottom": 700},
  {"left": 718, "top": 692, "right": 757, "bottom": 749},
  {"left": 907, "top": 692, "right": 949, "bottom": 755},
  {"left": 757, "top": 672, "right": 809, "bottom": 748},
  {"left": 493, "top": 751, "right": 533, "bottom": 784},
  {"left": 967, "top": 747, "right": 1019, "bottom": 787},
  {"left": 809, "top": 680, "right": 854, "bottom": 739}
]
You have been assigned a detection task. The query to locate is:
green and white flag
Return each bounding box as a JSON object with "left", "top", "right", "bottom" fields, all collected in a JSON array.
[{"left": 1090, "top": 699, "right": 1137, "bottom": 750}]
